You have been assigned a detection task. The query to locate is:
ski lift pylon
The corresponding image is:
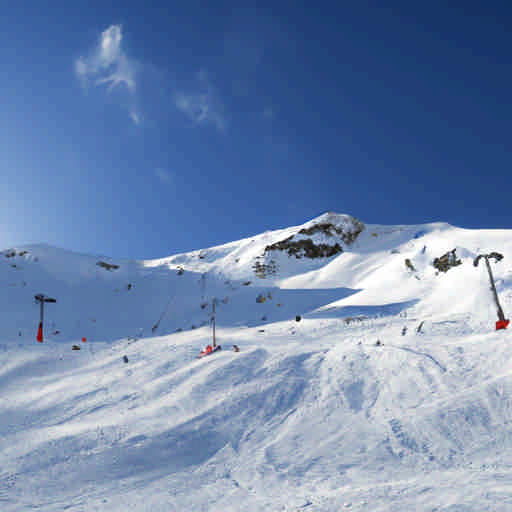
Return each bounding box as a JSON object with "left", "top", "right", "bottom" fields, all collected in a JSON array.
[{"left": 474, "top": 252, "right": 509, "bottom": 330}]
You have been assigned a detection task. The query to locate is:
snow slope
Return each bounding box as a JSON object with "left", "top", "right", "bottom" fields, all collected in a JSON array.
[{"left": 2, "top": 213, "right": 512, "bottom": 510}]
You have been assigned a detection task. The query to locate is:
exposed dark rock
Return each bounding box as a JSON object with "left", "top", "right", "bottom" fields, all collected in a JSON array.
[
  {"left": 4, "top": 249, "right": 29, "bottom": 258},
  {"left": 265, "top": 237, "right": 343, "bottom": 259},
  {"left": 97, "top": 261, "right": 120, "bottom": 271},
  {"left": 405, "top": 259, "right": 416, "bottom": 271},
  {"left": 298, "top": 219, "right": 364, "bottom": 245},
  {"left": 433, "top": 249, "right": 461, "bottom": 273},
  {"left": 344, "top": 316, "right": 366, "bottom": 325},
  {"left": 263, "top": 217, "right": 364, "bottom": 259},
  {"left": 253, "top": 259, "right": 278, "bottom": 278}
]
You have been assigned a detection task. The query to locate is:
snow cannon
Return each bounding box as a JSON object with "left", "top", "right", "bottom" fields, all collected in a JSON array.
[
  {"left": 34, "top": 294, "right": 57, "bottom": 343},
  {"left": 496, "top": 319, "right": 510, "bottom": 330},
  {"left": 473, "top": 252, "right": 509, "bottom": 331}
]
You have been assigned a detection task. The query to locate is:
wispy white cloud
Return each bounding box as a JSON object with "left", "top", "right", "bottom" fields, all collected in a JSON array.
[
  {"left": 75, "top": 25, "right": 139, "bottom": 124},
  {"left": 129, "top": 110, "right": 141, "bottom": 125},
  {"left": 156, "top": 168, "right": 172, "bottom": 184},
  {"left": 76, "top": 25, "right": 136, "bottom": 91},
  {"left": 174, "top": 70, "right": 225, "bottom": 132}
]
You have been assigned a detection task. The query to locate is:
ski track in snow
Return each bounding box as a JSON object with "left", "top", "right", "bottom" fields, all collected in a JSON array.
[{"left": 1, "top": 214, "right": 512, "bottom": 510}]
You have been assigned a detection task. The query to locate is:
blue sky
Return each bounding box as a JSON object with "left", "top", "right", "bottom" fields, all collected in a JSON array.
[{"left": 1, "top": 2, "right": 511, "bottom": 258}]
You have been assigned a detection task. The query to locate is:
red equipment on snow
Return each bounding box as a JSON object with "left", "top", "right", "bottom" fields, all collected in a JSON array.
[
  {"left": 496, "top": 319, "right": 510, "bottom": 330},
  {"left": 198, "top": 345, "right": 221, "bottom": 358},
  {"left": 474, "top": 253, "right": 509, "bottom": 331}
]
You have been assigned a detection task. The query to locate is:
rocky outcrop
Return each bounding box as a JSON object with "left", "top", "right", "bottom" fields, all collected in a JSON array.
[
  {"left": 96, "top": 261, "right": 120, "bottom": 271},
  {"left": 264, "top": 214, "right": 365, "bottom": 260},
  {"left": 3, "top": 249, "right": 28, "bottom": 258},
  {"left": 433, "top": 249, "right": 462, "bottom": 273},
  {"left": 253, "top": 258, "right": 278, "bottom": 278},
  {"left": 298, "top": 218, "right": 364, "bottom": 245},
  {"left": 265, "top": 238, "right": 343, "bottom": 259},
  {"left": 405, "top": 258, "right": 416, "bottom": 271}
]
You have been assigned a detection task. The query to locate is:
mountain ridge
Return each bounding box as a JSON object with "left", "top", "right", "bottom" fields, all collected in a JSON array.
[{"left": 0, "top": 212, "right": 508, "bottom": 344}]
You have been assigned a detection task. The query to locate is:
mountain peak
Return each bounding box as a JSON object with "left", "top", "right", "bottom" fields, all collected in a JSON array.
[
  {"left": 305, "top": 211, "right": 359, "bottom": 225},
  {"left": 300, "top": 212, "right": 365, "bottom": 237}
]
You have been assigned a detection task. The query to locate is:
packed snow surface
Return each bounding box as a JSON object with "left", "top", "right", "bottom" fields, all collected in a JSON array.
[{"left": 2, "top": 213, "right": 512, "bottom": 510}]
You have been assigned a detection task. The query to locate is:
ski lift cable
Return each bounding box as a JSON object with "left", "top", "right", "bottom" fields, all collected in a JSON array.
[{"left": 152, "top": 291, "right": 176, "bottom": 332}]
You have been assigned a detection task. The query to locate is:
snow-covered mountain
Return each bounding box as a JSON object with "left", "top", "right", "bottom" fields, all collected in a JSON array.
[{"left": 2, "top": 212, "right": 512, "bottom": 511}]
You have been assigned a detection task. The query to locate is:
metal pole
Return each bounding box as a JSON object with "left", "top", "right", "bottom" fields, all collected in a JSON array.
[
  {"left": 39, "top": 299, "right": 44, "bottom": 342},
  {"left": 484, "top": 256, "right": 506, "bottom": 322},
  {"left": 212, "top": 299, "right": 216, "bottom": 348},
  {"left": 35, "top": 294, "right": 56, "bottom": 343}
]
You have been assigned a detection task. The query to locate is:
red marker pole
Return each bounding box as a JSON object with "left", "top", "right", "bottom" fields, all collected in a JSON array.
[
  {"left": 34, "top": 294, "right": 56, "bottom": 343},
  {"left": 36, "top": 296, "right": 44, "bottom": 342}
]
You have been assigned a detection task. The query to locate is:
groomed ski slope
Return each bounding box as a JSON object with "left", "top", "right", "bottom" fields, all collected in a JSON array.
[{"left": 2, "top": 213, "right": 512, "bottom": 511}]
